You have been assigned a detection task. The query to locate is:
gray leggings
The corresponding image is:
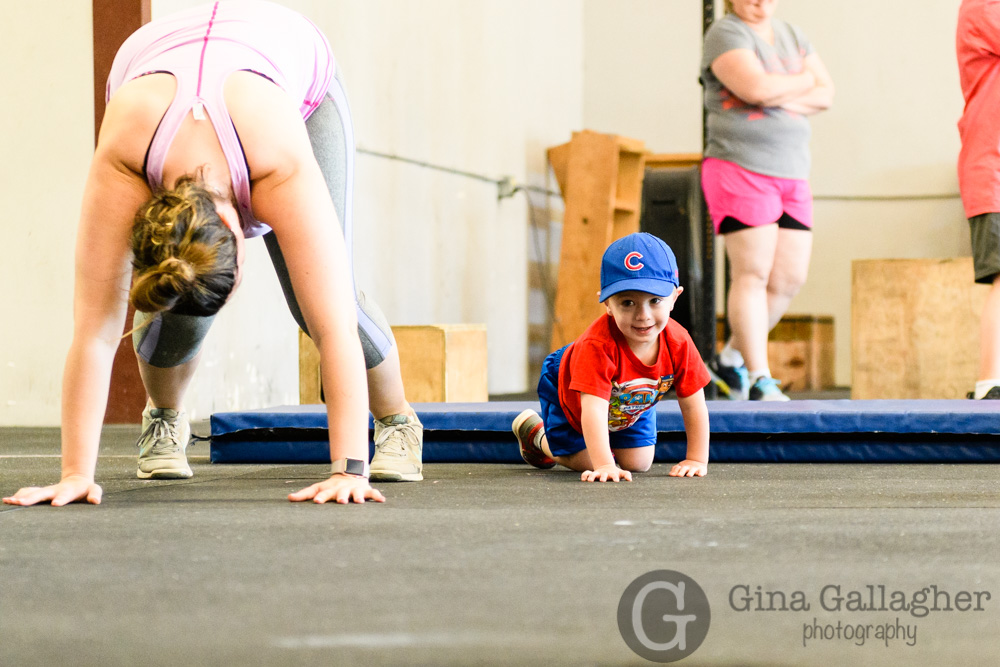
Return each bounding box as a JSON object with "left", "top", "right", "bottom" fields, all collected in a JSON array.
[{"left": 134, "top": 75, "right": 395, "bottom": 369}]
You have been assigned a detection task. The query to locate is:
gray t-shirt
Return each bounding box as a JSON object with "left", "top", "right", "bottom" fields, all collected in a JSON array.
[{"left": 701, "top": 13, "right": 814, "bottom": 179}]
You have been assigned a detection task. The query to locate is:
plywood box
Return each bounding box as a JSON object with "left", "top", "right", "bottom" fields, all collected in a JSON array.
[
  {"left": 299, "top": 329, "right": 322, "bottom": 405},
  {"left": 392, "top": 324, "right": 488, "bottom": 403},
  {"left": 717, "top": 314, "right": 835, "bottom": 391},
  {"left": 852, "top": 258, "right": 987, "bottom": 399},
  {"left": 769, "top": 315, "right": 836, "bottom": 391},
  {"left": 547, "top": 131, "right": 647, "bottom": 350},
  {"left": 299, "top": 324, "right": 488, "bottom": 404}
]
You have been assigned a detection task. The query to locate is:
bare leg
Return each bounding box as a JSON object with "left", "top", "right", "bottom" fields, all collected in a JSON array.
[
  {"left": 552, "top": 448, "right": 593, "bottom": 472},
  {"left": 979, "top": 275, "right": 1000, "bottom": 380},
  {"left": 137, "top": 352, "right": 202, "bottom": 410},
  {"left": 765, "top": 228, "right": 813, "bottom": 330},
  {"left": 135, "top": 351, "right": 198, "bottom": 480},
  {"left": 367, "top": 346, "right": 414, "bottom": 420},
  {"left": 613, "top": 447, "right": 654, "bottom": 472},
  {"left": 549, "top": 447, "right": 653, "bottom": 472},
  {"left": 368, "top": 345, "right": 423, "bottom": 482},
  {"left": 724, "top": 225, "right": 779, "bottom": 372}
]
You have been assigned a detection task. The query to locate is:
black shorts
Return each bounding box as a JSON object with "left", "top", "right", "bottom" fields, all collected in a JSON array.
[
  {"left": 717, "top": 213, "right": 811, "bottom": 235},
  {"left": 969, "top": 212, "right": 1000, "bottom": 284}
]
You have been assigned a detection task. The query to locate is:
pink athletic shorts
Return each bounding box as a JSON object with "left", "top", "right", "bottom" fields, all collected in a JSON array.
[{"left": 701, "top": 157, "right": 813, "bottom": 233}]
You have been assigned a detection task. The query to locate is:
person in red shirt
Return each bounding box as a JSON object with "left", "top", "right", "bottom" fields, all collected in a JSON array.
[
  {"left": 513, "top": 233, "right": 711, "bottom": 482},
  {"left": 958, "top": 0, "right": 1000, "bottom": 400}
]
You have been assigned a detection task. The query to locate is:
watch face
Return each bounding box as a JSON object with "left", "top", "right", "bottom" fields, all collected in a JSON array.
[
  {"left": 344, "top": 459, "right": 366, "bottom": 476},
  {"left": 332, "top": 458, "right": 369, "bottom": 477}
]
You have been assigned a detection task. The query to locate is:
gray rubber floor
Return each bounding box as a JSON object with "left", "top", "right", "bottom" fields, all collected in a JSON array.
[{"left": 2, "top": 424, "right": 999, "bottom": 666}]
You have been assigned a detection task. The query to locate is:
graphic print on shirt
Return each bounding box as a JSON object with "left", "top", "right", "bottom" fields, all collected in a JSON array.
[
  {"left": 608, "top": 375, "right": 675, "bottom": 431},
  {"left": 718, "top": 50, "right": 807, "bottom": 121}
]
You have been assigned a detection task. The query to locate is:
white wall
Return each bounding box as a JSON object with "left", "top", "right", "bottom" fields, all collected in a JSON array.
[
  {"left": 0, "top": 3, "right": 93, "bottom": 425},
  {"left": 183, "top": 0, "right": 585, "bottom": 416},
  {"left": 0, "top": 0, "right": 583, "bottom": 425},
  {"left": 787, "top": 1, "right": 967, "bottom": 386},
  {"left": 2, "top": 0, "right": 969, "bottom": 427},
  {"left": 583, "top": 0, "right": 705, "bottom": 154},
  {"left": 583, "top": 0, "right": 968, "bottom": 386}
]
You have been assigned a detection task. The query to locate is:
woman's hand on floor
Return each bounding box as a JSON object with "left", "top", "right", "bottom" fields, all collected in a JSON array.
[
  {"left": 3, "top": 476, "right": 103, "bottom": 506},
  {"left": 288, "top": 474, "right": 386, "bottom": 504}
]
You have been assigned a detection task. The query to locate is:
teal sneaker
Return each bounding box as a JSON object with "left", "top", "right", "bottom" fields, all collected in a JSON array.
[
  {"left": 708, "top": 355, "right": 749, "bottom": 400},
  {"left": 748, "top": 376, "right": 790, "bottom": 402}
]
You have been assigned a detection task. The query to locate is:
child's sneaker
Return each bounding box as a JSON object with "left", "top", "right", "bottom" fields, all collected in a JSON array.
[
  {"left": 748, "top": 376, "right": 790, "bottom": 402},
  {"left": 707, "top": 355, "right": 749, "bottom": 400},
  {"left": 512, "top": 409, "right": 554, "bottom": 469},
  {"left": 370, "top": 413, "right": 423, "bottom": 482},
  {"left": 136, "top": 406, "right": 193, "bottom": 479}
]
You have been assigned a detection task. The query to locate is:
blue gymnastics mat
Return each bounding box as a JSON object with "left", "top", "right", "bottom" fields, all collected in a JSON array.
[{"left": 209, "top": 400, "right": 1000, "bottom": 464}]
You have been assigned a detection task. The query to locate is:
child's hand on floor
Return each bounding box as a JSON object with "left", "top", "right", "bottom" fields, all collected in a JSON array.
[
  {"left": 581, "top": 463, "right": 632, "bottom": 483},
  {"left": 669, "top": 460, "right": 707, "bottom": 477}
]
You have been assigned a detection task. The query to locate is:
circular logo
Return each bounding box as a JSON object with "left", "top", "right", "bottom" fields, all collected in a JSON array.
[
  {"left": 624, "top": 251, "right": 645, "bottom": 271},
  {"left": 617, "top": 570, "right": 711, "bottom": 662}
]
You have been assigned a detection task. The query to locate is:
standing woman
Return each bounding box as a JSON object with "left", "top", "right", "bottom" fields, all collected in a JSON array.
[
  {"left": 3, "top": 1, "right": 423, "bottom": 507},
  {"left": 700, "top": 0, "right": 834, "bottom": 400}
]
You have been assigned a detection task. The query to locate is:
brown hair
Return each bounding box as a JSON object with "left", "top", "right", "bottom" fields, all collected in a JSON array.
[
  {"left": 724, "top": 0, "right": 734, "bottom": 13},
  {"left": 129, "top": 172, "right": 239, "bottom": 317}
]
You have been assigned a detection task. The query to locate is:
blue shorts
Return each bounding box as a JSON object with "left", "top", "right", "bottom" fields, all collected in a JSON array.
[{"left": 538, "top": 346, "right": 658, "bottom": 457}]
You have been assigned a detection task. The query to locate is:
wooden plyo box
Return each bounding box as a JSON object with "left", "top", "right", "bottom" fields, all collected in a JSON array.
[
  {"left": 717, "top": 314, "right": 835, "bottom": 391},
  {"left": 852, "top": 258, "right": 988, "bottom": 399},
  {"left": 299, "top": 329, "right": 322, "bottom": 405},
  {"left": 392, "top": 324, "right": 488, "bottom": 403},
  {"left": 768, "top": 315, "right": 835, "bottom": 391},
  {"left": 299, "top": 324, "right": 488, "bottom": 404},
  {"left": 547, "top": 130, "right": 647, "bottom": 350}
]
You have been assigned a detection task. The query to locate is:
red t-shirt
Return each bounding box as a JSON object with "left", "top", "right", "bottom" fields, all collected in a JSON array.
[
  {"left": 557, "top": 314, "right": 710, "bottom": 433},
  {"left": 957, "top": 0, "right": 1000, "bottom": 217}
]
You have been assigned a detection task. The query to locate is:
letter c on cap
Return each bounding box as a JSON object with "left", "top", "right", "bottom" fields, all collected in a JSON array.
[{"left": 624, "top": 252, "right": 644, "bottom": 271}]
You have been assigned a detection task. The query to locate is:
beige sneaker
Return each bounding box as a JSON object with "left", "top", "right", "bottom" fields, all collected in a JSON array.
[
  {"left": 370, "top": 413, "right": 423, "bottom": 482},
  {"left": 136, "top": 406, "right": 193, "bottom": 479}
]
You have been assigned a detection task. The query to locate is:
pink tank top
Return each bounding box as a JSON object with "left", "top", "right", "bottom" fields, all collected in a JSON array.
[{"left": 106, "top": 1, "right": 334, "bottom": 237}]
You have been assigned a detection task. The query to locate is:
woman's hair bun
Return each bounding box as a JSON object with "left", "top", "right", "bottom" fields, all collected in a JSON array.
[{"left": 129, "top": 172, "right": 240, "bottom": 316}]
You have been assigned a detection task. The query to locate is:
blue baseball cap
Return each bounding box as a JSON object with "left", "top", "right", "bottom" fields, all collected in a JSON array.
[{"left": 599, "top": 232, "right": 679, "bottom": 302}]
